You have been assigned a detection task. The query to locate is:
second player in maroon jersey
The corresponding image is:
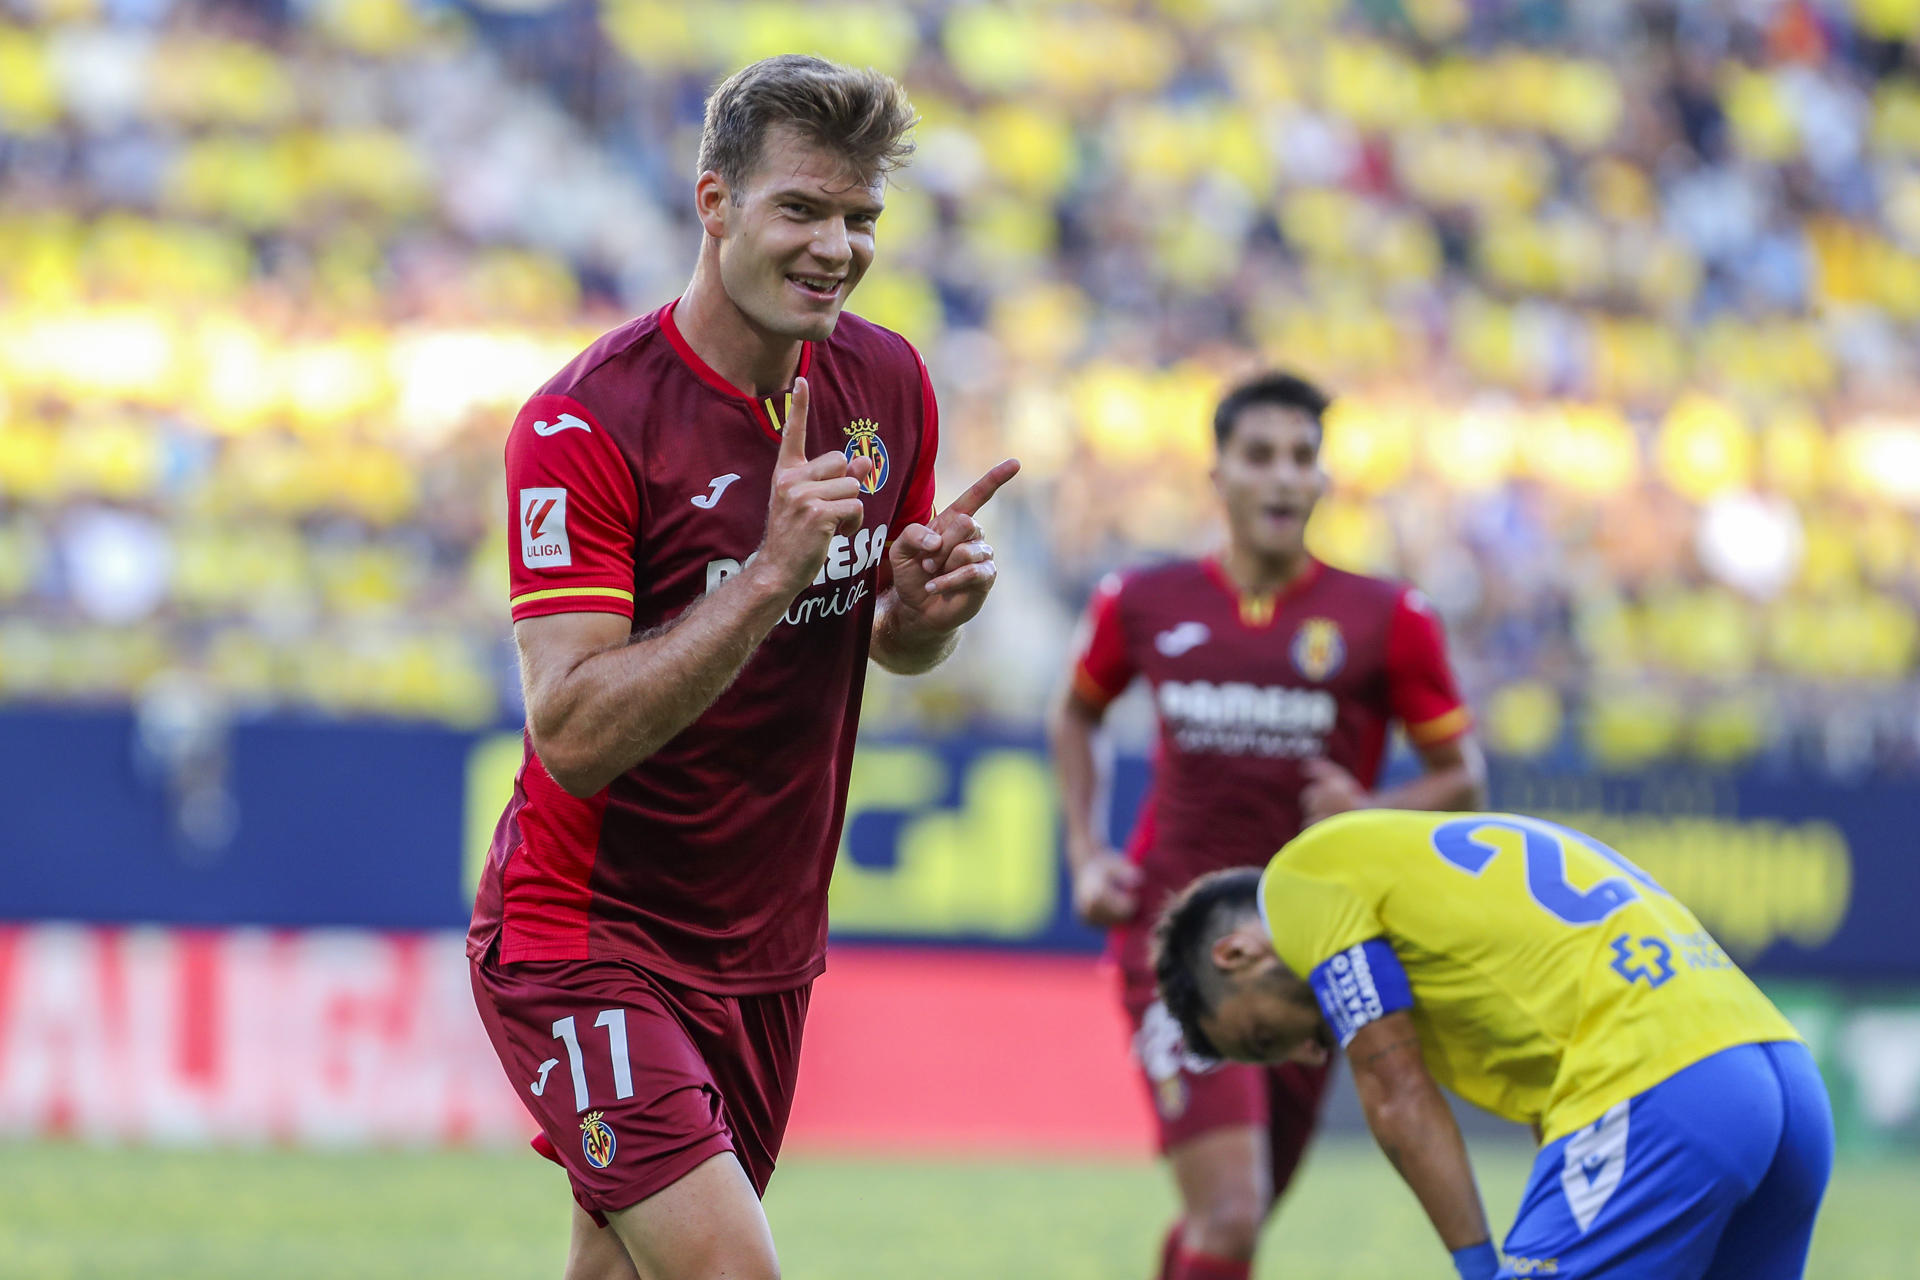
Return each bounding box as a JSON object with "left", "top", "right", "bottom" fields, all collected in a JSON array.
[{"left": 1049, "top": 372, "right": 1485, "bottom": 1280}]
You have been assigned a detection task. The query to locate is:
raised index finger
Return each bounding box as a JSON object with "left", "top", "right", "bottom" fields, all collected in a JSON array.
[
  {"left": 940, "top": 457, "right": 1021, "bottom": 519},
  {"left": 779, "top": 376, "right": 812, "bottom": 466}
]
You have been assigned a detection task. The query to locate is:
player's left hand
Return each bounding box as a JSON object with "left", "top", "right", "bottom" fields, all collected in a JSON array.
[
  {"left": 1301, "top": 757, "right": 1370, "bottom": 826},
  {"left": 887, "top": 457, "right": 1021, "bottom": 633}
]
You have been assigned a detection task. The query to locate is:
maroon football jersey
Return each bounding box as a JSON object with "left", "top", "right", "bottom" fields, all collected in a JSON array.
[
  {"left": 467, "top": 301, "right": 937, "bottom": 994},
  {"left": 1071, "top": 557, "right": 1470, "bottom": 988}
]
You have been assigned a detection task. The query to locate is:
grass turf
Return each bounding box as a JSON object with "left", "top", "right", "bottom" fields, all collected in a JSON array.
[{"left": 2, "top": 1139, "right": 1915, "bottom": 1278}]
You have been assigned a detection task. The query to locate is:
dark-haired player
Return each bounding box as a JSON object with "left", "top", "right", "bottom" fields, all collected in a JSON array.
[
  {"left": 467, "top": 55, "right": 1018, "bottom": 1280},
  {"left": 1153, "top": 811, "right": 1830, "bottom": 1280},
  {"left": 1048, "top": 372, "right": 1484, "bottom": 1280}
]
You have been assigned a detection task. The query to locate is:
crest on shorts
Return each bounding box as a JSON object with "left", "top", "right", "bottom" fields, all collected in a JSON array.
[
  {"left": 843, "top": 418, "right": 889, "bottom": 494},
  {"left": 1291, "top": 617, "right": 1346, "bottom": 683},
  {"left": 1134, "top": 1000, "right": 1216, "bottom": 1120},
  {"left": 580, "top": 1110, "right": 617, "bottom": 1170}
]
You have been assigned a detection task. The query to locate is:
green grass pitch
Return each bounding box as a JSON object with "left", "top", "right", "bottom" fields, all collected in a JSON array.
[{"left": 2, "top": 1139, "right": 1915, "bottom": 1277}]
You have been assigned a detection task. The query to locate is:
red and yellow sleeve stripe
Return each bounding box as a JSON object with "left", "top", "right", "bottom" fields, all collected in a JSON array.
[
  {"left": 1405, "top": 706, "right": 1472, "bottom": 746},
  {"left": 1071, "top": 663, "right": 1121, "bottom": 710},
  {"left": 509, "top": 585, "right": 635, "bottom": 612}
]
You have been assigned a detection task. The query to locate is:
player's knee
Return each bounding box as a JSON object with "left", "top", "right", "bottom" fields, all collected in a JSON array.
[
  {"left": 564, "top": 1232, "right": 641, "bottom": 1280},
  {"left": 671, "top": 1226, "right": 783, "bottom": 1280},
  {"left": 1185, "top": 1197, "right": 1265, "bottom": 1259},
  {"left": 637, "top": 1235, "right": 780, "bottom": 1280},
  {"left": 699, "top": 1252, "right": 779, "bottom": 1280},
  {"left": 723, "top": 1249, "right": 780, "bottom": 1280},
  {"left": 671, "top": 1256, "right": 774, "bottom": 1280},
  {"left": 564, "top": 1252, "right": 638, "bottom": 1280},
  {"left": 625, "top": 1245, "right": 779, "bottom": 1280}
]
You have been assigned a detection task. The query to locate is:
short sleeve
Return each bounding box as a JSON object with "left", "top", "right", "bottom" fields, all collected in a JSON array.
[
  {"left": 505, "top": 392, "right": 640, "bottom": 622},
  {"left": 1258, "top": 857, "right": 1386, "bottom": 980},
  {"left": 1069, "top": 573, "right": 1136, "bottom": 708},
  {"left": 872, "top": 342, "right": 940, "bottom": 598},
  {"left": 1386, "top": 587, "right": 1472, "bottom": 747},
  {"left": 900, "top": 343, "right": 939, "bottom": 531}
]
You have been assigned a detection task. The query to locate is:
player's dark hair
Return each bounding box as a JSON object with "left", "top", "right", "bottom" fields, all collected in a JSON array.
[
  {"left": 1151, "top": 867, "right": 1264, "bottom": 1060},
  {"left": 1213, "top": 371, "right": 1332, "bottom": 449},
  {"left": 698, "top": 55, "right": 917, "bottom": 195}
]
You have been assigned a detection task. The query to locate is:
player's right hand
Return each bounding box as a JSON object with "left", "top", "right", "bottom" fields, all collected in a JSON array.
[
  {"left": 1071, "top": 850, "right": 1142, "bottom": 927},
  {"left": 752, "top": 376, "right": 874, "bottom": 597}
]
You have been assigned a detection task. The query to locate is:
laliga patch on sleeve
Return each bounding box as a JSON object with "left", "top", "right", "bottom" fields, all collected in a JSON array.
[
  {"left": 1309, "top": 937, "right": 1412, "bottom": 1048},
  {"left": 520, "top": 487, "right": 571, "bottom": 568}
]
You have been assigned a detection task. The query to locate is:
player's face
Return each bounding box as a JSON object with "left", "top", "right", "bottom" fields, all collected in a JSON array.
[
  {"left": 711, "top": 125, "right": 884, "bottom": 343},
  {"left": 1211, "top": 407, "right": 1326, "bottom": 562},
  {"left": 1202, "top": 960, "right": 1334, "bottom": 1066}
]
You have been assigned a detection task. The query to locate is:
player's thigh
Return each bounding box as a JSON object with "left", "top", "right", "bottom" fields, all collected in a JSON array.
[
  {"left": 472, "top": 956, "right": 739, "bottom": 1222},
  {"left": 1128, "top": 994, "right": 1270, "bottom": 1155},
  {"left": 606, "top": 1152, "right": 778, "bottom": 1280},
  {"left": 567, "top": 1201, "right": 643, "bottom": 1280},
  {"left": 1264, "top": 1057, "right": 1333, "bottom": 1200},
  {"left": 694, "top": 981, "right": 812, "bottom": 1196},
  {"left": 1500, "top": 1103, "right": 1724, "bottom": 1280},
  {"left": 1501, "top": 1046, "right": 1785, "bottom": 1279},
  {"left": 1168, "top": 1124, "right": 1272, "bottom": 1218},
  {"left": 1702, "top": 1043, "right": 1835, "bottom": 1280}
]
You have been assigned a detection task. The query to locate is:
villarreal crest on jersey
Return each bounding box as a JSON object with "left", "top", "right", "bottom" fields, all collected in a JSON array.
[{"left": 1259, "top": 810, "right": 1801, "bottom": 1142}]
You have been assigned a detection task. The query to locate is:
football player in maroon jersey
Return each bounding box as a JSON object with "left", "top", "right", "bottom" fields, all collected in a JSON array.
[
  {"left": 468, "top": 56, "right": 1017, "bottom": 1280},
  {"left": 1049, "top": 372, "right": 1484, "bottom": 1280}
]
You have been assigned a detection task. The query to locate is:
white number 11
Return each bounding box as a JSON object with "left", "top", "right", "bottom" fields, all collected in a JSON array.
[{"left": 550, "top": 1009, "right": 633, "bottom": 1112}]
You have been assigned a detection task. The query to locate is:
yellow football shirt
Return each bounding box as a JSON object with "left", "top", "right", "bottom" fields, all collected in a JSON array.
[{"left": 1259, "top": 809, "right": 1800, "bottom": 1142}]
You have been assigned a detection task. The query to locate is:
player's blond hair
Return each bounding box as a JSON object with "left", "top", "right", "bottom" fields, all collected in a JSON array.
[{"left": 697, "top": 55, "right": 917, "bottom": 195}]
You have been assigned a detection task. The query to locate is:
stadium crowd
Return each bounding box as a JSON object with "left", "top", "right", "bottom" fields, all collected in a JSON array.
[{"left": 2, "top": 0, "right": 1919, "bottom": 775}]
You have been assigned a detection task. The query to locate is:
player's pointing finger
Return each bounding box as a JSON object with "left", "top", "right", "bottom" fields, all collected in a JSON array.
[
  {"left": 779, "top": 376, "right": 811, "bottom": 465},
  {"left": 941, "top": 457, "right": 1021, "bottom": 518}
]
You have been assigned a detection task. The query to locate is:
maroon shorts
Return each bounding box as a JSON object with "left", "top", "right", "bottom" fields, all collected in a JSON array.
[
  {"left": 1122, "top": 978, "right": 1331, "bottom": 1193},
  {"left": 471, "top": 951, "right": 810, "bottom": 1222}
]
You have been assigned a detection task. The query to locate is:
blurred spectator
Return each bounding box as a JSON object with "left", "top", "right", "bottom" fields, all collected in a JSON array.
[{"left": 0, "top": 0, "right": 1916, "bottom": 774}]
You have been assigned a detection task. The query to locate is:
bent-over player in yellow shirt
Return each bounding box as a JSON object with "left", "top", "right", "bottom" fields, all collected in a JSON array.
[{"left": 1152, "top": 809, "right": 1832, "bottom": 1280}]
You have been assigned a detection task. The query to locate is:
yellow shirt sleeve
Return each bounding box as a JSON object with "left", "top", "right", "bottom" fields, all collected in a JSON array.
[{"left": 1259, "top": 860, "right": 1385, "bottom": 981}]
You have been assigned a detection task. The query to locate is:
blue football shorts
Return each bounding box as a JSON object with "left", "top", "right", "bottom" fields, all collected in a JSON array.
[{"left": 1498, "top": 1040, "right": 1833, "bottom": 1279}]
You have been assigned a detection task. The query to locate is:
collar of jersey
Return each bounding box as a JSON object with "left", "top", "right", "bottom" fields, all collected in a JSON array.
[
  {"left": 660, "top": 299, "right": 814, "bottom": 441},
  {"left": 1202, "top": 555, "right": 1323, "bottom": 628}
]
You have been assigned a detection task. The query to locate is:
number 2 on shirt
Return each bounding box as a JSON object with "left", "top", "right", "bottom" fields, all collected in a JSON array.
[{"left": 1430, "top": 815, "right": 1668, "bottom": 926}]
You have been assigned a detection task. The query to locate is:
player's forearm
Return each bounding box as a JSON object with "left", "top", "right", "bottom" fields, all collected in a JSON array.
[
  {"left": 1373, "top": 740, "right": 1488, "bottom": 812},
  {"left": 1047, "top": 692, "right": 1107, "bottom": 871},
  {"left": 530, "top": 569, "right": 794, "bottom": 795},
  {"left": 1372, "top": 765, "right": 1482, "bottom": 812},
  {"left": 1357, "top": 1073, "right": 1491, "bottom": 1253}
]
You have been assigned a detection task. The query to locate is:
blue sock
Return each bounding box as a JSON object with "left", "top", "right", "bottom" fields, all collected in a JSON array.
[{"left": 1451, "top": 1241, "right": 1499, "bottom": 1280}]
